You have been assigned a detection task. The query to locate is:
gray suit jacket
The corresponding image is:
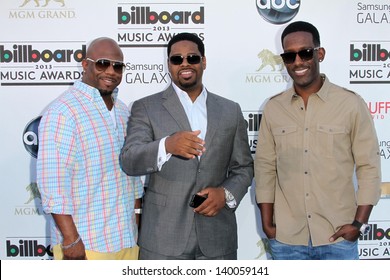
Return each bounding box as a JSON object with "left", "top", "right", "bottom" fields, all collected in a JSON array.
[{"left": 120, "top": 85, "right": 253, "bottom": 257}]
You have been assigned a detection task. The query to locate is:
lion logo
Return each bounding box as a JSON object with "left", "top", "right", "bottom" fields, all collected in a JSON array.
[
  {"left": 20, "top": 0, "right": 65, "bottom": 7},
  {"left": 25, "top": 182, "right": 41, "bottom": 204},
  {"left": 257, "top": 49, "right": 284, "bottom": 72},
  {"left": 255, "top": 238, "right": 271, "bottom": 259}
]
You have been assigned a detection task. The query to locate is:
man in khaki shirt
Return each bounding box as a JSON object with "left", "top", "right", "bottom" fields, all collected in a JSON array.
[{"left": 255, "top": 21, "right": 381, "bottom": 260}]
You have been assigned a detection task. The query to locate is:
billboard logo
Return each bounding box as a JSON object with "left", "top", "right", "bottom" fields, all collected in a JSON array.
[
  {"left": 357, "top": 220, "right": 390, "bottom": 259},
  {"left": 6, "top": 239, "right": 52, "bottom": 258},
  {"left": 118, "top": 6, "right": 204, "bottom": 25},
  {"left": 244, "top": 111, "right": 262, "bottom": 154},
  {"left": 256, "top": 0, "right": 300, "bottom": 24},
  {"left": 349, "top": 41, "right": 390, "bottom": 84},
  {"left": 359, "top": 223, "right": 390, "bottom": 241},
  {"left": 350, "top": 44, "right": 390, "bottom": 62},
  {"left": 117, "top": 3, "right": 205, "bottom": 47},
  {"left": 0, "top": 44, "right": 85, "bottom": 63},
  {"left": 0, "top": 42, "right": 84, "bottom": 86}
]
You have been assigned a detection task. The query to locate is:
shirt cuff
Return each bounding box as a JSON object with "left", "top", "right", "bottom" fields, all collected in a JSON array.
[{"left": 157, "top": 137, "right": 172, "bottom": 171}]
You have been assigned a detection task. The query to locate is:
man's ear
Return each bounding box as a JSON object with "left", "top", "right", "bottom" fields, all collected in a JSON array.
[{"left": 318, "top": 47, "right": 325, "bottom": 62}]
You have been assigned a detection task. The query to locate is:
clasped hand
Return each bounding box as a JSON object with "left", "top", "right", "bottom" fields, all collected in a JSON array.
[
  {"left": 166, "top": 130, "right": 206, "bottom": 159},
  {"left": 194, "top": 187, "right": 226, "bottom": 217}
]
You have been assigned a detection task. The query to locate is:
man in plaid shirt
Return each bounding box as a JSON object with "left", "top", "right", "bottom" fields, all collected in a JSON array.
[{"left": 37, "top": 37, "right": 144, "bottom": 260}]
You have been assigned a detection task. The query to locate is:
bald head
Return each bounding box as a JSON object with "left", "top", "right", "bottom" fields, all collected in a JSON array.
[{"left": 86, "top": 37, "right": 123, "bottom": 61}]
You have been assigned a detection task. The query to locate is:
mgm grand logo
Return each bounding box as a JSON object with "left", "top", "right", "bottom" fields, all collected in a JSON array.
[
  {"left": 25, "top": 182, "right": 41, "bottom": 204},
  {"left": 19, "top": 0, "right": 65, "bottom": 7},
  {"left": 246, "top": 48, "right": 289, "bottom": 84},
  {"left": 11, "top": 0, "right": 74, "bottom": 19},
  {"left": 14, "top": 183, "right": 44, "bottom": 216},
  {"left": 256, "top": 49, "right": 285, "bottom": 72}
]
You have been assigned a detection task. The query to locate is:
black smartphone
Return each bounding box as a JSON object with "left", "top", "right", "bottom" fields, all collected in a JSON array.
[{"left": 189, "top": 194, "right": 206, "bottom": 208}]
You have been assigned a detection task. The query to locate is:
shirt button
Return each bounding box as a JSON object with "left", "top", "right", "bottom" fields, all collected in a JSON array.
[
  {"left": 308, "top": 215, "right": 311, "bottom": 218},
  {"left": 304, "top": 171, "right": 308, "bottom": 174}
]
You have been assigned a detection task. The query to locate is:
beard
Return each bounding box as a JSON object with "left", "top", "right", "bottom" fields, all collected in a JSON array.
[
  {"left": 99, "top": 89, "right": 113, "bottom": 97},
  {"left": 177, "top": 78, "right": 198, "bottom": 91}
]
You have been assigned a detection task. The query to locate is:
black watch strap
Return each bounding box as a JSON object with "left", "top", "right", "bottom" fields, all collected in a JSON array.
[{"left": 352, "top": 220, "right": 363, "bottom": 229}]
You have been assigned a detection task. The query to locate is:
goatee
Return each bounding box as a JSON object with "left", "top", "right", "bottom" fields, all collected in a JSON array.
[{"left": 99, "top": 89, "right": 113, "bottom": 97}]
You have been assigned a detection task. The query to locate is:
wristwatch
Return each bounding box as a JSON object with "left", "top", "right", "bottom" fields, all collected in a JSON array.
[
  {"left": 352, "top": 220, "right": 371, "bottom": 236},
  {"left": 224, "top": 188, "right": 235, "bottom": 203}
]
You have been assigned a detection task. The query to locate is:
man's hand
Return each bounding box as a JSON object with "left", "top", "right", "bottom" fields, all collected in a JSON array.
[
  {"left": 329, "top": 224, "right": 360, "bottom": 242},
  {"left": 257, "top": 203, "right": 276, "bottom": 239},
  {"left": 62, "top": 239, "right": 87, "bottom": 260},
  {"left": 52, "top": 214, "right": 87, "bottom": 260},
  {"left": 194, "top": 187, "right": 225, "bottom": 217},
  {"left": 165, "top": 130, "right": 206, "bottom": 159}
]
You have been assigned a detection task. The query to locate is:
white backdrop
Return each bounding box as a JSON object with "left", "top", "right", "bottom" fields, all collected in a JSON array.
[{"left": 0, "top": 0, "right": 389, "bottom": 260}]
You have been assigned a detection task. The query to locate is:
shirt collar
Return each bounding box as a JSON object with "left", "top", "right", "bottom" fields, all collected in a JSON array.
[
  {"left": 171, "top": 82, "right": 207, "bottom": 103},
  {"left": 73, "top": 80, "right": 119, "bottom": 103},
  {"left": 290, "top": 74, "right": 330, "bottom": 103}
]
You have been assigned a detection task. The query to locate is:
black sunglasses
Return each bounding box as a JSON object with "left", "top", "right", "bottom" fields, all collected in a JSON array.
[
  {"left": 280, "top": 47, "right": 320, "bottom": 64},
  {"left": 86, "top": 58, "right": 126, "bottom": 74},
  {"left": 169, "top": 55, "right": 202, "bottom": 65}
]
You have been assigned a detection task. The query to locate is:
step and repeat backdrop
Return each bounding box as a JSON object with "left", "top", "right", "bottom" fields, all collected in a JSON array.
[{"left": 0, "top": 0, "right": 389, "bottom": 260}]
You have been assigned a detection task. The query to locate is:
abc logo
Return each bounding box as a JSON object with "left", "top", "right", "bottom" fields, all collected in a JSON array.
[
  {"left": 256, "top": 0, "right": 301, "bottom": 24},
  {"left": 23, "top": 116, "right": 42, "bottom": 159}
]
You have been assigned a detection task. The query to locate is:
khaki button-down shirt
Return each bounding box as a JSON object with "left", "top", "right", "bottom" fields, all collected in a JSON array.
[{"left": 255, "top": 75, "right": 381, "bottom": 246}]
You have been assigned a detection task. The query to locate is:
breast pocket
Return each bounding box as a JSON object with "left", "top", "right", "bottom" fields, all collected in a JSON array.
[
  {"left": 272, "top": 126, "right": 298, "bottom": 157},
  {"left": 316, "top": 124, "right": 346, "bottom": 157}
]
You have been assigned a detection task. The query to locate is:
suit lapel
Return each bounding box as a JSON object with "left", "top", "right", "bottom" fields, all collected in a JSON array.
[
  {"left": 204, "top": 92, "right": 221, "bottom": 147},
  {"left": 161, "top": 87, "right": 222, "bottom": 158},
  {"left": 162, "top": 85, "right": 192, "bottom": 131}
]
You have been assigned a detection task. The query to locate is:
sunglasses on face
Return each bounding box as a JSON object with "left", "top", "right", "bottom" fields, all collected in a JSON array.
[
  {"left": 86, "top": 58, "right": 126, "bottom": 74},
  {"left": 280, "top": 47, "right": 320, "bottom": 64},
  {"left": 169, "top": 54, "right": 202, "bottom": 65}
]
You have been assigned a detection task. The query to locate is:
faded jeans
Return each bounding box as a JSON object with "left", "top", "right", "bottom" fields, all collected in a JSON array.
[{"left": 269, "top": 239, "right": 359, "bottom": 260}]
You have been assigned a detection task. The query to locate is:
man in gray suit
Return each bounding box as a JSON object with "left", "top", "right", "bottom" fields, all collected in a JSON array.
[{"left": 120, "top": 33, "right": 253, "bottom": 260}]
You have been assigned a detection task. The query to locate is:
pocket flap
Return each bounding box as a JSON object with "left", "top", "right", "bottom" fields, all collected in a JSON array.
[
  {"left": 273, "top": 126, "right": 297, "bottom": 136},
  {"left": 317, "top": 124, "right": 346, "bottom": 134}
]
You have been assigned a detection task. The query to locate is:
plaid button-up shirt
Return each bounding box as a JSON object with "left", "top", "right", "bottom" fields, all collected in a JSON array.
[{"left": 37, "top": 81, "right": 143, "bottom": 252}]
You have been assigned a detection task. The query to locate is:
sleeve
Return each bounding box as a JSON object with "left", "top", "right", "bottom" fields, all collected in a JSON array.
[
  {"left": 120, "top": 100, "right": 161, "bottom": 176},
  {"left": 352, "top": 95, "right": 382, "bottom": 205},
  {"left": 221, "top": 103, "right": 254, "bottom": 206},
  {"left": 36, "top": 109, "right": 77, "bottom": 215},
  {"left": 130, "top": 175, "right": 145, "bottom": 200},
  {"left": 254, "top": 104, "right": 277, "bottom": 204}
]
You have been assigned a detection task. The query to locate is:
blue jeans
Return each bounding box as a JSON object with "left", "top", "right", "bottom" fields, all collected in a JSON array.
[{"left": 269, "top": 239, "right": 359, "bottom": 260}]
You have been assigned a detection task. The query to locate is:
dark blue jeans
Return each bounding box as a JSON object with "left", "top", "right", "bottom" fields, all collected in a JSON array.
[{"left": 269, "top": 239, "right": 359, "bottom": 260}]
